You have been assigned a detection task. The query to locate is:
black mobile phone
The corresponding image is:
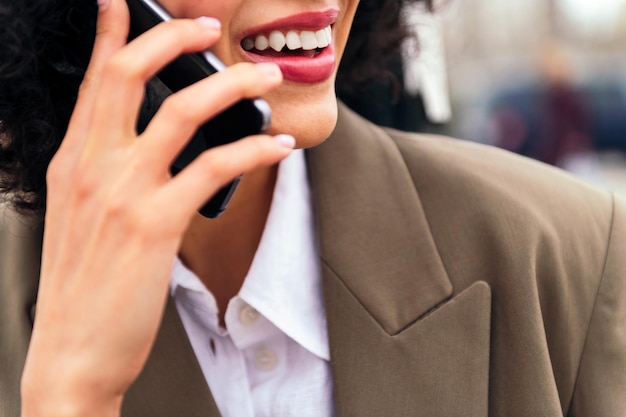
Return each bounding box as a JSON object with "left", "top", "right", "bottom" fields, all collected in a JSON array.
[{"left": 126, "top": 0, "right": 272, "bottom": 218}]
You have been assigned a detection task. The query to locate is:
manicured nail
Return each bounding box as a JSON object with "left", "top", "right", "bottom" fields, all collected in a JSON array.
[
  {"left": 256, "top": 63, "right": 282, "bottom": 79},
  {"left": 274, "top": 134, "right": 296, "bottom": 148},
  {"left": 196, "top": 16, "right": 221, "bottom": 30},
  {"left": 97, "top": 0, "right": 110, "bottom": 11}
]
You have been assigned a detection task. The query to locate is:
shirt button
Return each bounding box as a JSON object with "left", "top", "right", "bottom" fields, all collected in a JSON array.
[
  {"left": 239, "top": 304, "right": 260, "bottom": 325},
  {"left": 255, "top": 349, "right": 277, "bottom": 371}
]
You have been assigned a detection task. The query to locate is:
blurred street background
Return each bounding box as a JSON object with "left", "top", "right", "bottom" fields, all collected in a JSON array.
[
  {"left": 341, "top": 0, "right": 626, "bottom": 195},
  {"left": 440, "top": 0, "right": 626, "bottom": 195}
]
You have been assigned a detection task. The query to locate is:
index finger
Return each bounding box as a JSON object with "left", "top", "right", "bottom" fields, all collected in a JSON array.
[
  {"left": 43, "top": 0, "right": 131, "bottom": 266},
  {"left": 62, "top": 0, "right": 130, "bottom": 152}
]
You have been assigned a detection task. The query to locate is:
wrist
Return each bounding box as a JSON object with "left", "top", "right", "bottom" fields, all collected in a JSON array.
[
  {"left": 21, "top": 393, "right": 122, "bottom": 417},
  {"left": 21, "top": 371, "right": 123, "bottom": 417}
]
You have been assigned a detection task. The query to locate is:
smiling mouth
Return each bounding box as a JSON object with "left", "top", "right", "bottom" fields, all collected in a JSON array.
[{"left": 241, "top": 25, "right": 332, "bottom": 58}]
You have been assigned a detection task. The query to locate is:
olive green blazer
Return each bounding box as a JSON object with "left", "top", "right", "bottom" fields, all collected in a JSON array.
[{"left": 1, "top": 103, "right": 625, "bottom": 416}]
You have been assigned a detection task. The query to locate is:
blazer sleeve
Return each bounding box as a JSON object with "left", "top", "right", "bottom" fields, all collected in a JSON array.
[{"left": 568, "top": 193, "right": 626, "bottom": 416}]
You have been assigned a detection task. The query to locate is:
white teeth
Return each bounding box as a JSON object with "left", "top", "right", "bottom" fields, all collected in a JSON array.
[
  {"left": 315, "top": 29, "right": 329, "bottom": 48},
  {"left": 285, "top": 31, "right": 302, "bottom": 50},
  {"left": 255, "top": 35, "right": 269, "bottom": 51},
  {"left": 243, "top": 25, "right": 333, "bottom": 53},
  {"left": 269, "top": 31, "right": 286, "bottom": 52},
  {"left": 300, "top": 31, "right": 317, "bottom": 50}
]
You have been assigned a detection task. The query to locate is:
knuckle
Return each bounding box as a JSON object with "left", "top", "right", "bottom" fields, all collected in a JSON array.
[
  {"left": 163, "top": 19, "right": 190, "bottom": 33},
  {"left": 102, "top": 53, "right": 143, "bottom": 83},
  {"left": 251, "top": 135, "right": 269, "bottom": 151},
  {"left": 78, "top": 71, "right": 98, "bottom": 96},
  {"left": 71, "top": 163, "right": 102, "bottom": 202},
  {"left": 165, "top": 19, "right": 206, "bottom": 42},
  {"left": 160, "top": 96, "right": 196, "bottom": 124},
  {"left": 95, "top": 21, "right": 118, "bottom": 39},
  {"left": 196, "top": 152, "right": 225, "bottom": 181},
  {"left": 105, "top": 195, "right": 132, "bottom": 219},
  {"left": 45, "top": 156, "right": 66, "bottom": 187},
  {"left": 246, "top": 135, "right": 270, "bottom": 157},
  {"left": 109, "top": 200, "right": 159, "bottom": 242},
  {"left": 151, "top": 20, "right": 196, "bottom": 51},
  {"left": 122, "top": 205, "right": 162, "bottom": 240},
  {"left": 231, "top": 64, "right": 259, "bottom": 92},
  {"left": 229, "top": 63, "right": 274, "bottom": 97},
  {"left": 102, "top": 193, "right": 144, "bottom": 232}
]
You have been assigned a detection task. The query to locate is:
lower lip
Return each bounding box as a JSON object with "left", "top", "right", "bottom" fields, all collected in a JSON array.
[{"left": 243, "top": 43, "right": 336, "bottom": 84}]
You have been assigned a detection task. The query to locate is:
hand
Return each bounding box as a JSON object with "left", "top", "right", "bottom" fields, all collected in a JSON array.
[{"left": 20, "top": 1, "right": 292, "bottom": 416}]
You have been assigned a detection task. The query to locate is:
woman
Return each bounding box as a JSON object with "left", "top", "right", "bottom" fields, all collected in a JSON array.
[{"left": 1, "top": 0, "right": 625, "bottom": 416}]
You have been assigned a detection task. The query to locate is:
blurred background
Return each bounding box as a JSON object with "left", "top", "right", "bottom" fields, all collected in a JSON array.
[{"left": 340, "top": 0, "right": 626, "bottom": 195}]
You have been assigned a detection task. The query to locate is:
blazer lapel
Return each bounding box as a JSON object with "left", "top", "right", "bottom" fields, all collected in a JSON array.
[
  {"left": 7, "top": 102, "right": 490, "bottom": 417},
  {"left": 122, "top": 296, "right": 221, "bottom": 417},
  {"left": 307, "top": 103, "right": 492, "bottom": 417}
]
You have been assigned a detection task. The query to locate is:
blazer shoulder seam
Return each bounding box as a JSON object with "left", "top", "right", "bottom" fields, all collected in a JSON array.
[{"left": 566, "top": 192, "right": 617, "bottom": 414}]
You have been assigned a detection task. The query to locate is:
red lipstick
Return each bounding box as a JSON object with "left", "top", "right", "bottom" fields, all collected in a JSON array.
[
  {"left": 241, "top": 9, "right": 339, "bottom": 39},
  {"left": 239, "top": 9, "right": 339, "bottom": 84}
]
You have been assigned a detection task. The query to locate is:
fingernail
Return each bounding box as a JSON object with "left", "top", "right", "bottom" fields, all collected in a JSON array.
[
  {"left": 97, "top": 0, "right": 110, "bottom": 11},
  {"left": 196, "top": 16, "right": 222, "bottom": 30},
  {"left": 256, "top": 63, "right": 282, "bottom": 79},
  {"left": 274, "top": 134, "right": 296, "bottom": 148}
]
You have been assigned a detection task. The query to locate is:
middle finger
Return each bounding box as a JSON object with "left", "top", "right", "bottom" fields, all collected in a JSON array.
[
  {"left": 136, "top": 61, "right": 282, "bottom": 173},
  {"left": 87, "top": 17, "right": 223, "bottom": 148}
]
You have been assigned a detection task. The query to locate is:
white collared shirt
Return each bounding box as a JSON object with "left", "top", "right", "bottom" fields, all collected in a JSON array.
[{"left": 170, "top": 150, "right": 335, "bottom": 417}]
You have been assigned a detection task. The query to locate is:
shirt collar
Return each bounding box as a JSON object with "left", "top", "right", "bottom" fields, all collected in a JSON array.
[{"left": 170, "top": 149, "right": 328, "bottom": 360}]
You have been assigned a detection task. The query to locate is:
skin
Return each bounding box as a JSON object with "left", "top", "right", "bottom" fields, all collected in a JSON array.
[
  {"left": 162, "top": 0, "right": 359, "bottom": 147},
  {"left": 173, "top": 0, "right": 359, "bottom": 320},
  {"left": 20, "top": 0, "right": 359, "bottom": 416}
]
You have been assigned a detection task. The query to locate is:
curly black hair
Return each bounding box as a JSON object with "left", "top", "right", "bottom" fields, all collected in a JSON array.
[{"left": 0, "top": 0, "right": 432, "bottom": 214}]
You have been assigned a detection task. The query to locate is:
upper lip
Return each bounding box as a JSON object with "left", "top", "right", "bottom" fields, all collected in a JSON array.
[{"left": 239, "top": 8, "right": 340, "bottom": 41}]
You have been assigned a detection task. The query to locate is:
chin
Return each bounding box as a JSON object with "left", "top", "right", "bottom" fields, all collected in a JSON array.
[{"left": 264, "top": 81, "right": 339, "bottom": 149}]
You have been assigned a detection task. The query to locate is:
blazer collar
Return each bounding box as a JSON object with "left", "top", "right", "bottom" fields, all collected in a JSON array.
[
  {"left": 120, "top": 98, "right": 459, "bottom": 417},
  {"left": 307, "top": 103, "right": 491, "bottom": 417},
  {"left": 14, "top": 103, "right": 490, "bottom": 417},
  {"left": 307, "top": 102, "right": 453, "bottom": 335}
]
